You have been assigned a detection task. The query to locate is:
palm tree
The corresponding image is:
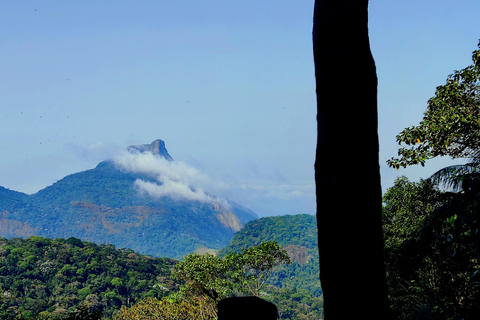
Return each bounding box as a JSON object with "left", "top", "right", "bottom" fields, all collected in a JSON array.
[{"left": 429, "top": 150, "right": 480, "bottom": 193}]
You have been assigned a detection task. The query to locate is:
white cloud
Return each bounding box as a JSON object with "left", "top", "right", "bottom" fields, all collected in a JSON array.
[
  {"left": 114, "top": 151, "right": 224, "bottom": 205},
  {"left": 113, "top": 151, "right": 315, "bottom": 216},
  {"left": 134, "top": 179, "right": 215, "bottom": 202},
  {"left": 115, "top": 152, "right": 209, "bottom": 183}
]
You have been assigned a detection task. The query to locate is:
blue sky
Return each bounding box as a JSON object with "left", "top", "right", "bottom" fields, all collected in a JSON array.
[{"left": 1, "top": 1, "right": 479, "bottom": 217}]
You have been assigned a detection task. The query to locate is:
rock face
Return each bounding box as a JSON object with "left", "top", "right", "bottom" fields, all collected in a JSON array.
[{"left": 127, "top": 139, "right": 174, "bottom": 161}]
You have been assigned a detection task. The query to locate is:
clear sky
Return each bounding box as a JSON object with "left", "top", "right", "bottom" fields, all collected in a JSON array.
[{"left": 1, "top": 1, "right": 479, "bottom": 217}]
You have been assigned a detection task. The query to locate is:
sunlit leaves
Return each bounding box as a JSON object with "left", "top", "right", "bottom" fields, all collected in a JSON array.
[
  {"left": 114, "top": 296, "right": 216, "bottom": 320},
  {"left": 388, "top": 40, "right": 480, "bottom": 169},
  {"left": 174, "top": 241, "right": 290, "bottom": 301}
]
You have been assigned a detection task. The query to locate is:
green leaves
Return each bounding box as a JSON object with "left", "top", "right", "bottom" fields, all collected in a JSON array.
[
  {"left": 173, "top": 241, "right": 291, "bottom": 301},
  {"left": 382, "top": 176, "right": 439, "bottom": 252},
  {"left": 0, "top": 236, "right": 177, "bottom": 319},
  {"left": 388, "top": 40, "right": 480, "bottom": 169},
  {"left": 445, "top": 214, "right": 458, "bottom": 229},
  {"left": 173, "top": 253, "right": 233, "bottom": 302},
  {"left": 114, "top": 296, "right": 217, "bottom": 320},
  {"left": 383, "top": 175, "right": 480, "bottom": 319}
]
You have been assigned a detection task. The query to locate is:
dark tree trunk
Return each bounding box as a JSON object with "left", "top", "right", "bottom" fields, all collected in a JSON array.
[{"left": 313, "top": 1, "right": 391, "bottom": 319}]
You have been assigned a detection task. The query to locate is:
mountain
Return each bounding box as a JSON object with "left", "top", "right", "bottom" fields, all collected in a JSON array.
[{"left": 0, "top": 140, "right": 257, "bottom": 259}]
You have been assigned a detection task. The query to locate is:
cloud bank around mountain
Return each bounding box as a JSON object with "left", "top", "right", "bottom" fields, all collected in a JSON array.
[
  {"left": 113, "top": 150, "right": 315, "bottom": 216},
  {"left": 113, "top": 151, "right": 225, "bottom": 205}
]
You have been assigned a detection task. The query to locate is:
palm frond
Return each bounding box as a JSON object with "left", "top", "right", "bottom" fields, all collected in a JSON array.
[
  {"left": 470, "top": 148, "right": 480, "bottom": 165},
  {"left": 409, "top": 298, "right": 435, "bottom": 320},
  {"left": 429, "top": 162, "right": 480, "bottom": 192}
]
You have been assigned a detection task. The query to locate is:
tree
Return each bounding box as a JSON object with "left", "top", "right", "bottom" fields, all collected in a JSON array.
[
  {"left": 132, "top": 242, "right": 290, "bottom": 319},
  {"left": 174, "top": 241, "right": 290, "bottom": 301},
  {"left": 115, "top": 296, "right": 216, "bottom": 320},
  {"left": 227, "top": 241, "right": 291, "bottom": 297},
  {"left": 381, "top": 177, "right": 440, "bottom": 319},
  {"left": 313, "top": 1, "right": 391, "bottom": 318},
  {"left": 173, "top": 253, "right": 233, "bottom": 302},
  {"left": 388, "top": 41, "right": 480, "bottom": 170},
  {"left": 62, "top": 305, "right": 103, "bottom": 320},
  {"left": 0, "top": 236, "right": 177, "bottom": 319},
  {"left": 382, "top": 176, "right": 439, "bottom": 252},
  {"left": 383, "top": 44, "right": 480, "bottom": 318}
]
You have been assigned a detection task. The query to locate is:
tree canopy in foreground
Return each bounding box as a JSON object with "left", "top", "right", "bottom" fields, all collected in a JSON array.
[
  {"left": 384, "top": 39, "right": 480, "bottom": 319},
  {"left": 115, "top": 241, "right": 291, "bottom": 320},
  {"left": 383, "top": 176, "right": 480, "bottom": 319}
]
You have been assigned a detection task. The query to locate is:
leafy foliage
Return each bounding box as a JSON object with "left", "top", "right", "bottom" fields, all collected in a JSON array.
[
  {"left": 173, "top": 253, "right": 233, "bottom": 302},
  {"left": 219, "top": 214, "right": 318, "bottom": 254},
  {"left": 382, "top": 176, "right": 439, "bottom": 251},
  {"left": 174, "top": 242, "right": 290, "bottom": 300},
  {"left": 114, "top": 241, "right": 291, "bottom": 320},
  {"left": 114, "top": 296, "right": 216, "bottom": 320},
  {"left": 117, "top": 222, "right": 322, "bottom": 320},
  {"left": 383, "top": 177, "right": 480, "bottom": 319},
  {"left": 219, "top": 214, "right": 323, "bottom": 319},
  {"left": 385, "top": 41, "right": 480, "bottom": 319},
  {"left": 0, "top": 236, "right": 178, "bottom": 319},
  {"left": 0, "top": 214, "right": 322, "bottom": 319},
  {"left": 388, "top": 40, "right": 480, "bottom": 169},
  {"left": 219, "top": 214, "right": 321, "bottom": 294},
  {"left": 429, "top": 162, "right": 480, "bottom": 193}
]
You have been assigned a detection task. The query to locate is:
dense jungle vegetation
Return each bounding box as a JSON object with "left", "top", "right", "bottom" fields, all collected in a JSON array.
[
  {"left": 0, "top": 215, "right": 322, "bottom": 320},
  {"left": 0, "top": 235, "right": 317, "bottom": 320},
  {"left": 383, "top": 41, "right": 480, "bottom": 319},
  {"left": 0, "top": 236, "right": 178, "bottom": 319},
  {"left": 383, "top": 176, "right": 480, "bottom": 319}
]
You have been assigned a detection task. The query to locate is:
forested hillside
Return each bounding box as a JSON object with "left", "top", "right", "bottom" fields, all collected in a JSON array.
[
  {"left": 0, "top": 236, "right": 178, "bottom": 319},
  {"left": 0, "top": 215, "right": 323, "bottom": 320},
  {"left": 219, "top": 214, "right": 323, "bottom": 319},
  {"left": 219, "top": 214, "right": 318, "bottom": 253}
]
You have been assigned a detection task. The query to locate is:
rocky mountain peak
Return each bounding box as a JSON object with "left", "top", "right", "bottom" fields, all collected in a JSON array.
[{"left": 127, "top": 139, "right": 174, "bottom": 161}]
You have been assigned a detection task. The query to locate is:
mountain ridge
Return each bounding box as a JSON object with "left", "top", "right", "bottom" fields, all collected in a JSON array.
[{"left": 0, "top": 140, "right": 257, "bottom": 259}]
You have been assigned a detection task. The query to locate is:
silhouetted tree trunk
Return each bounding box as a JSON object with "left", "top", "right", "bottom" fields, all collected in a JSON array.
[{"left": 313, "top": 1, "right": 391, "bottom": 319}]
